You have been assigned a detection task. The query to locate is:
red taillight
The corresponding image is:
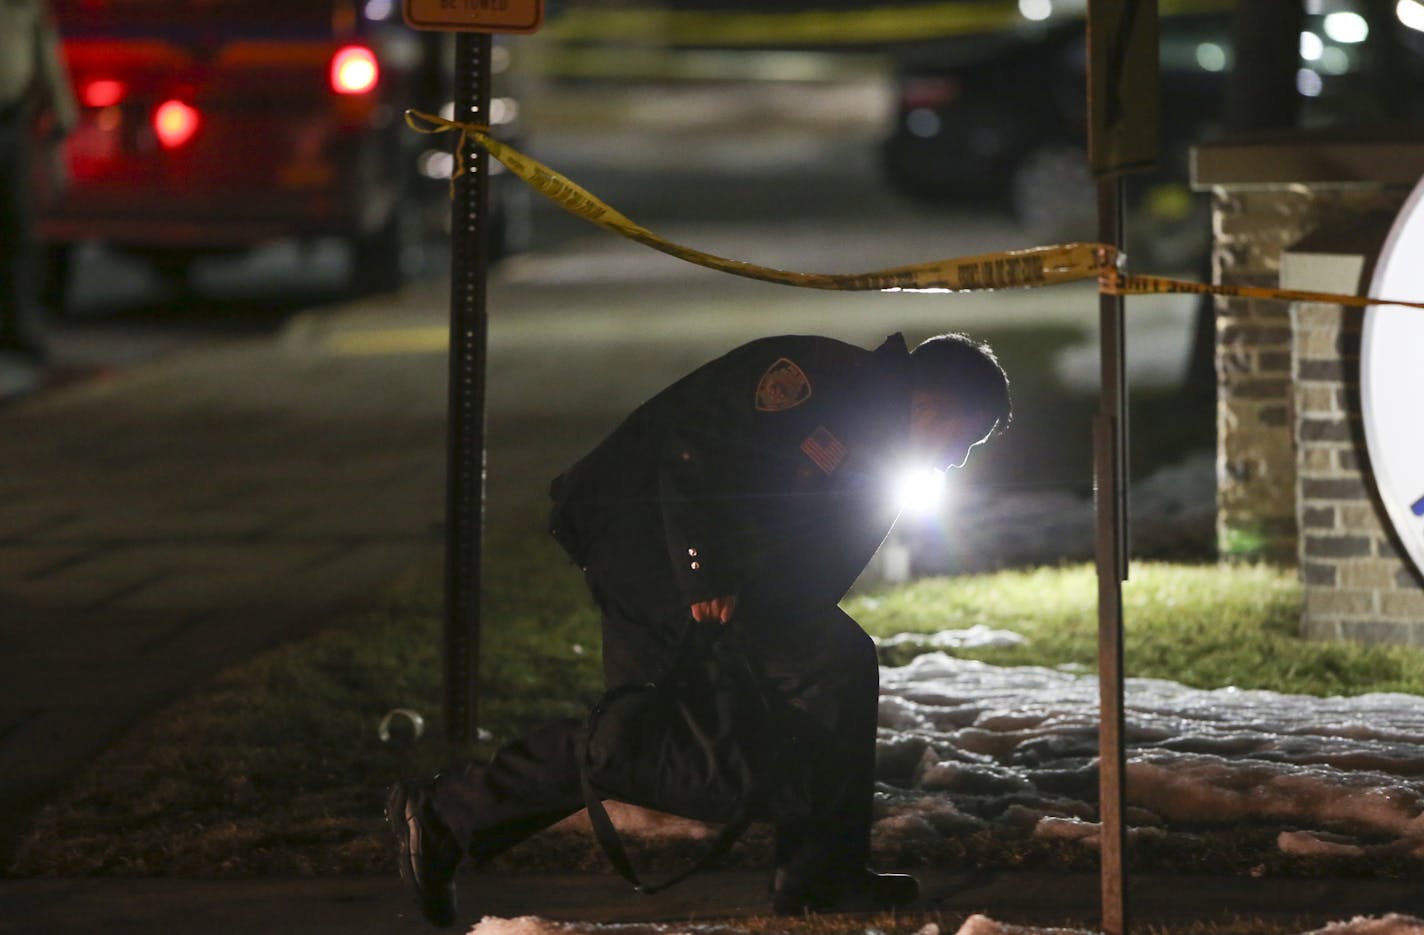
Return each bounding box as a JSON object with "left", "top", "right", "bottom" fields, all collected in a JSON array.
[
  {"left": 153, "top": 99, "right": 200, "bottom": 149},
  {"left": 82, "top": 78, "right": 127, "bottom": 108},
  {"left": 330, "top": 45, "right": 378, "bottom": 95},
  {"left": 903, "top": 77, "right": 960, "bottom": 110}
]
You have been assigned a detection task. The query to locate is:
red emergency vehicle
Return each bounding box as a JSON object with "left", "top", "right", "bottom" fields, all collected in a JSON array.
[{"left": 38, "top": 0, "right": 521, "bottom": 304}]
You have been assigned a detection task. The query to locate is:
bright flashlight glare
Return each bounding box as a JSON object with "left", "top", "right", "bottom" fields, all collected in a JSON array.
[{"left": 895, "top": 467, "right": 947, "bottom": 516}]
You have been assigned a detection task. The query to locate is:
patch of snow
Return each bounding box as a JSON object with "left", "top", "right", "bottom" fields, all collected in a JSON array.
[
  {"left": 952, "top": 914, "right": 1096, "bottom": 935},
  {"left": 527, "top": 633, "right": 1424, "bottom": 900},
  {"left": 466, "top": 915, "right": 1424, "bottom": 935},
  {"left": 1307, "top": 916, "right": 1424, "bottom": 935},
  {"left": 468, "top": 919, "right": 748, "bottom": 935},
  {"left": 872, "top": 654, "right": 1424, "bottom": 860},
  {"left": 551, "top": 801, "right": 720, "bottom": 841},
  {"left": 874, "top": 626, "right": 1027, "bottom": 652}
]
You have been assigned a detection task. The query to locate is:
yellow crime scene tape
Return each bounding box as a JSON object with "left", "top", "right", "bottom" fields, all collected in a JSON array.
[{"left": 405, "top": 110, "right": 1424, "bottom": 313}]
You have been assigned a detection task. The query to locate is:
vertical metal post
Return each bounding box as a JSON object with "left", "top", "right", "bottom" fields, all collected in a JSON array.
[
  {"left": 1094, "top": 175, "right": 1129, "bottom": 935},
  {"left": 1087, "top": 0, "right": 1154, "bottom": 926},
  {"left": 444, "top": 31, "right": 493, "bottom": 744}
]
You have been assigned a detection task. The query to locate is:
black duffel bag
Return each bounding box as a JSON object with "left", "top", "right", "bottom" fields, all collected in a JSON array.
[{"left": 580, "top": 626, "right": 814, "bottom": 894}]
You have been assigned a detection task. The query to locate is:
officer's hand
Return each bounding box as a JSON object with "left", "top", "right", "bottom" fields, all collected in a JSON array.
[{"left": 690, "top": 595, "right": 737, "bottom": 625}]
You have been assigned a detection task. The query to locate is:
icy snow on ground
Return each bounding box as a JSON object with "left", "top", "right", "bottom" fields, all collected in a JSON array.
[
  {"left": 474, "top": 644, "right": 1424, "bottom": 935},
  {"left": 871, "top": 650, "right": 1424, "bottom": 860},
  {"left": 872, "top": 625, "right": 1026, "bottom": 653},
  {"left": 465, "top": 913, "right": 1424, "bottom": 935},
  {"left": 560, "top": 640, "right": 1424, "bottom": 860}
]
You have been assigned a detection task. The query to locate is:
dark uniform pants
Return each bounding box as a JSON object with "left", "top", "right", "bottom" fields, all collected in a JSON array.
[
  {"left": 429, "top": 585, "right": 880, "bottom": 881},
  {"left": 0, "top": 104, "right": 43, "bottom": 354}
]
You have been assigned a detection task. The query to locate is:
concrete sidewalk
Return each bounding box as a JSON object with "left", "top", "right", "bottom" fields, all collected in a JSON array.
[
  {"left": 5, "top": 869, "right": 1424, "bottom": 935},
  {"left": 0, "top": 283, "right": 454, "bottom": 853}
]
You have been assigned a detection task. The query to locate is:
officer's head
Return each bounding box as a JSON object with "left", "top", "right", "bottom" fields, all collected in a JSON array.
[{"left": 907, "top": 333, "right": 1011, "bottom": 470}]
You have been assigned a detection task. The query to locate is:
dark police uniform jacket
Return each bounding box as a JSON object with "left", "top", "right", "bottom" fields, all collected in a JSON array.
[{"left": 549, "top": 333, "right": 913, "bottom": 682}]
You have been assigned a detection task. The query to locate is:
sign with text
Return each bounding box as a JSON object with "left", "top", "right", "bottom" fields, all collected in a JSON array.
[{"left": 404, "top": 0, "right": 543, "bottom": 33}]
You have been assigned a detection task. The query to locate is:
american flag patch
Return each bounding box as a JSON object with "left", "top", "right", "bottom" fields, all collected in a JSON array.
[{"left": 800, "top": 426, "right": 847, "bottom": 474}]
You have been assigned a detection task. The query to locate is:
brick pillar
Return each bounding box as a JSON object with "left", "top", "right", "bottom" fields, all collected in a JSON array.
[
  {"left": 1195, "top": 132, "right": 1424, "bottom": 643},
  {"left": 1210, "top": 187, "right": 1407, "bottom": 562}
]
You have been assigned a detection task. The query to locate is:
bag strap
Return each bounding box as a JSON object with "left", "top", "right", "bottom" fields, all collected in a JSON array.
[
  {"left": 578, "top": 617, "right": 766, "bottom": 894},
  {"left": 579, "top": 765, "right": 754, "bottom": 895}
]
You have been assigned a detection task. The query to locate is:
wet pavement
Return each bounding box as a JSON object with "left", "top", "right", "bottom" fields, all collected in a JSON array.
[{"left": 0, "top": 280, "right": 452, "bottom": 855}]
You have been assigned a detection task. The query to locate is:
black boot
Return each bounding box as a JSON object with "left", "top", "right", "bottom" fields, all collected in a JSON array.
[
  {"left": 771, "top": 866, "right": 920, "bottom": 914},
  {"left": 386, "top": 781, "right": 464, "bottom": 927}
]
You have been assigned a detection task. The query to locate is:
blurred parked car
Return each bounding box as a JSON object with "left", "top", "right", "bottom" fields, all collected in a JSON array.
[
  {"left": 881, "top": 5, "right": 1424, "bottom": 270},
  {"left": 36, "top": 0, "right": 526, "bottom": 309},
  {"left": 882, "top": 14, "right": 1227, "bottom": 270}
]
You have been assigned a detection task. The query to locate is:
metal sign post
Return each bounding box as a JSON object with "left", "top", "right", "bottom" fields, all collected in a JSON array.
[
  {"left": 442, "top": 30, "right": 492, "bottom": 744},
  {"left": 1087, "top": 2, "right": 1159, "bottom": 932},
  {"left": 403, "top": 1, "right": 544, "bottom": 744}
]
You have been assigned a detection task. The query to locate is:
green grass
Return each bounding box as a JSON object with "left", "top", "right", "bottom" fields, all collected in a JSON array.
[
  {"left": 849, "top": 562, "right": 1424, "bottom": 696},
  {"left": 9, "top": 535, "right": 1424, "bottom": 882}
]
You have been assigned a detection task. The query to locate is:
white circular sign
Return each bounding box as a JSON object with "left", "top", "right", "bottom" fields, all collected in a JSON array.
[{"left": 1362, "top": 176, "right": 1424, "bottom": 579}]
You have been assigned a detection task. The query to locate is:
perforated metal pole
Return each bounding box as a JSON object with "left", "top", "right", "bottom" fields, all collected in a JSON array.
[{"left": 444, "top": 31, "right": 493, "bottom": 744}]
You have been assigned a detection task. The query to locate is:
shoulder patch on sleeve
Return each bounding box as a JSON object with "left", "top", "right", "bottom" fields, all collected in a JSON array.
[
  {"left": 754, "top": 358, "right": 812, "bottom": 412},
  {"left": 800, "top": 426, "right": 847, "bottom": 474}
]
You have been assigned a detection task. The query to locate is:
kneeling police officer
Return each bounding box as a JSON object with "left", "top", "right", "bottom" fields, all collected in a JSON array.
[{"left": 388, "top": 331, "right": 1011, "bottom": 926}]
